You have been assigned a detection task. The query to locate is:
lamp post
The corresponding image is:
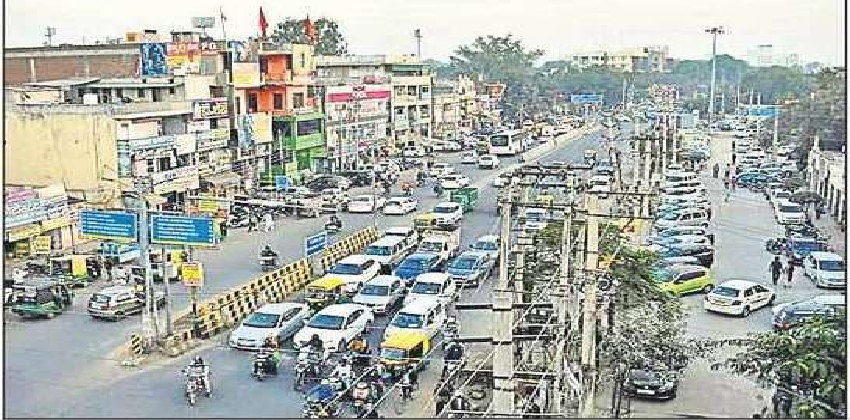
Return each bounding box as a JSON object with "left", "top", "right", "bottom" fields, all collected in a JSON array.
[{"left": 705, "top": 26, "right": 725, "bottom": 124}]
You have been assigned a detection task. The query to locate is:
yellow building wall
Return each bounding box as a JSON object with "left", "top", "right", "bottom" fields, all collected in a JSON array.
[{"left": 4, "top": 112, "right": 118, "bottom": 192}]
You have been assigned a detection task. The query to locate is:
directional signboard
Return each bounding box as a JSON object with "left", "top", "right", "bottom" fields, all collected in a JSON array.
[
  {"left": 304, "top": 231, "right": 328, "bottom": 257},
  {"left": 150, "top": 214, "right": 216, "bottom": 246},
  {"left": 80, "top": 210, "right": 138, "bottom": 241},
  {"left": 570, "top": 94, "right": 603, "bottom": 104},
  {"left": 275, "top": 175, "right": 290, "bottom": 191}
]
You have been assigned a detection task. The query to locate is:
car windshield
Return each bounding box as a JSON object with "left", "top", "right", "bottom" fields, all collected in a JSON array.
[
  {"left": 307, "top": 314, "right": 345, "bottom": 330},
  {"left": 712, "top": 286, "right": 740, "bottom": 298},
  {"left": 473, "top": 241, "right": 498, "bottom": 251},
  {"left": 411, "top": 282, "right": 442, "bottom": 295},
  {"left": 420, "top": 242, "right": 443, "bottom": 252},
  {"left": 779, "top": 204, "right": 802, "bottom": 213},
  {"left": 661, "top": 213, "right": 680, "bottom": 220},
  {"left": 434, "top": 206, "right": 456, "bottom": 214},
  {"left": 819, "top": 260, "right": 845, "bottom": 272},
  {"left": 792, "top": 241, "right": 819, "bottom": 252},
  {"left": 400, "top": 258, "right": 430, "bottom": 269},
  {"left": 449, "top": 258, "right": 477, "bottom": 270},
  {"left": 386, "top": 200, "right": 403, "bottom": 207},
  {"left": 90, "top": 294, "right": 110, "bottom": 304},
  {"left": 391, "top": 312, "right": 424, "bottom": 329},
  {"left": 360, "top": 285, "right": 390, "bottom": 296},
  {"left": 491, "top": 135, "right": 509, "bottom": 146},
  {"left": 243, "top": 312, "right": 281, "bottom": 328},
  {"left": 655, "top": 269, "right": 676, "bottom": 282},
  {"left": 366, "top": 246, "right": 391, "bottom": 256},
  {"left": 329, "top": 263, "right": 363, "bottom": 275},
  {"left": 380, "top": 347, "right": 407, "bottom": 361},
  {"left": 353, "top": 196, "right": 372, "bottom": 203}
]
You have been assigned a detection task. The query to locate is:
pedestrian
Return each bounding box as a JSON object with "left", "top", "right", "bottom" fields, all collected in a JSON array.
[
  {"left": 732, "top": 152, "right": 737, "bottom": 165},
  {"left": 263, "top": 212, "right": 274, "bottom": 232},
  {"left": 783, "top": 259, "right": 795, "bottom": 289},
  {"left": 731, "top": 140, "right": 736, "bottom": 152},
  {"left": 712, "top": 163, "right": 720, "bottom": 178},
  {"left": 400, "top": 369, "right": 414, "bottom": 401},
  {"left": 103, "top": 258, "right": 114, "bottom": 282},
  {"left": 730, "top": 176, "right": 737, "bottom": 191},
  {"left": 219, "top": 220, "right": 228, "bottom": 240},
  {"left": 769, "top": 256, "right": 782, "bottom": 286},
  {"left": 249, "top": 212, "right": 258, "bottom": 232}
]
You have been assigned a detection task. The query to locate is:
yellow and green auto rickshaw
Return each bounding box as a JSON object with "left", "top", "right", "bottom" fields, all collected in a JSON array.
[
  {"left": 9, "top": 279, "right": 73, "bottom": 319},
  {"left": 378, "top": 331, "right": 431, "bottom": 379},
  {"left": 50, "top": 255, "right": 97, "bottom": 287},
  {"left": 304, "top": 276, "right": 347, "bottom": 312}
]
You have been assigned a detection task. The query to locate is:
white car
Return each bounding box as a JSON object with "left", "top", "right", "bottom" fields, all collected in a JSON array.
[
  {"left": 293, "top": 303, "right": 374, "bottom": 352},
  {"left": 352, "top": 275, "right": 407, "bottom": 315},
  {"left": 774, "top": 199, "right": 806, "bottom": 225},
  {"left": 803, "top": 252, "right": 846, "bottom": 288},
  {"left": 429, "top": 163, "right": 454, "bottom": 177},
  {"left": 325, "top": 255, "right": 381, "bottom": 293},
  {"left": 703, "top": 280, "right": 775, "bottom": 317},
  {"left": 432, "top": 202, "right": 464, "bottom": 225},
  {"left": 440, "top": 174, "right": 470, "bottom": 190},
  {"left": 469, "top": 235, "right": 500, "bottom": 261},
  {"left": 383, "top": 196, "right": 418, "bottom": 215},
  {"left": 493, "top": 172, "right": 512, "bottom": 187},
  {"left": 461, "top": 151, "right": 478, "bottom": 164},
  {"left": 478, "top": 155, "right": 500, "bottom": 169},
  {"left": 347, "top": 194, "right": 386, "bottom": 213},
  {"left": 229, "top": 303, "right": 311, "bottom": 350}
]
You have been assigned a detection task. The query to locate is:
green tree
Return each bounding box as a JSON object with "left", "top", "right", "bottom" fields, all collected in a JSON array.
[
  {"left": 449, "top": 34, "right": 544, "bottom": 86},
  {"left": 271, "top": 17, "right": 348, "bottom": 55}
]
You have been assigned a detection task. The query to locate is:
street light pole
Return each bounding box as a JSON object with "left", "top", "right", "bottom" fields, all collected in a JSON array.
[{"left": 705, "top": 26, "right": 725, "bottom": 124}]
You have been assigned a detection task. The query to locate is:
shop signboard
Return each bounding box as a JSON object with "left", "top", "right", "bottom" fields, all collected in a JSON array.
[
  {"left": 192, "top": 99, "right": 228, "bottom": 120},
  {"left": 233, "top": 62, "right": 261, "bottom": 86},
  {"left": 6, "top": 224, "right": 43, "bottom": 242},
  {"left": 150, "top": 214, "right": 215, "bottom": 246},
  {"left": 151, "top": 165, "right": 199, "bottom": 185},
  {"left": 33, "top": 236, "right": 52, "bottom": 255},
  {"left": 187, "top": 120, "right": 211, "bottom": 133},
  {"left": 5, "top": 197, "right": 47, "bottom": 228},
  {"left": 128, "top": 135, "right": 176, "bottom": 151},
  {"left": 41, "top": 216, "right": 71, "bottom": 232}
]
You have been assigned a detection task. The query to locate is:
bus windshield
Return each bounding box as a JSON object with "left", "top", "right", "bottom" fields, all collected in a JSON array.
[{"left": 490, "top": 135, "right": 509, "bottom": 147}]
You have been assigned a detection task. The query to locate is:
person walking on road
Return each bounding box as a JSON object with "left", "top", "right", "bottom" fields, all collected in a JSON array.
[
  {"left": 783, "top": 259, "right": 795, "bottom": 289},
  {"left": 263, "top": 212, "right": 274, "bottom": 232},
  {"left": 713, "top": 163, "right": 720, "bottom": 178},
  {"left": 219, "top": 220, "right": 227, "bottom": 240},
  {"left": 769, "top": 256, "right": 783, "bottom": 286},
  {"left": 104, "top": 258, "right": 114, "bottom": 283}
]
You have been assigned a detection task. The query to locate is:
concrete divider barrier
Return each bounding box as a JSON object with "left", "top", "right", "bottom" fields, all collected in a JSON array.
[
  {"left": 320, "top": 226, "right": 379, "bottom": 271},
  {"left": 128, "top": 333, "right": 146, "bottom": 356}
]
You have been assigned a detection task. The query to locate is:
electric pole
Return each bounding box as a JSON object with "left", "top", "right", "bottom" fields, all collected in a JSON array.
[
  {"left": 705, "top": 26, "right": 725, "bottom": 124},
  {"left": 414, "top": 29, "right": 422, "bottom": 59},
  {"left": 580, "top": 193, "right": 600, "bottom": 418},
  {"left": 492, "top": 181, "right": 516, "bottom": 415}
]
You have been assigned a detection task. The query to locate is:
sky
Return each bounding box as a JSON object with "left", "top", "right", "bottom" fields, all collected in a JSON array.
[{"left": 5, "top": 0, "right": 846, "bottom": 65}]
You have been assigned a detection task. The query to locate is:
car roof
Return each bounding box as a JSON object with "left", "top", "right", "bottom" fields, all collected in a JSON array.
[
  {"left": 407, "top": 252, "right": 438, "bottom": 261},
  {"left": 669, "top": 264, "right": 706, "bottom": 274},
  {"left": 319, "top": 303, "right": 369, "bottom": 316},
  {"left": 256, "top": 302, "right": 306, "bottom": 314},
  {"left": 386, "top": 226, "right": 414, "bottom": 234},
  {"left": 717, "top": 279, "right": 761, "bottom": 290},
  {"left": 807, "top": 294, "right": 846, "bottom": 307},
  {"left": 338, "top": 254, "right": 374, "bottom": 264},
  {"left": 365, "top": 275, "right": 402, "bottom": 286},
  {"left": 370, "top": 236, "right": 406, "bottom": 246},
  {"left": 399, "top": 298, "right": 442, "bottom": 314},
  {"left": 415, "top": 272, "right": 450, "bottom": 283},
  {"left": 95, "top": 285, "right": 136, "bottom": 295},
  {"left": 809, "top": 251, "right": 843, "bottom": 261},
  {"left": 435, "top": 201, "right": 460, "bottom": 207},
  {"left": 476, "top": 235, "right": 499, "bottom": 243},
  {"left": 461, "top": 250, "right": 491, "bottom": 260}
]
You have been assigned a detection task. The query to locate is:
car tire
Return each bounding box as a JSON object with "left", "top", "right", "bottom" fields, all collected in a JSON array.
[
  {"left": 701, "top": 284, "right": 714, "bottom": 293},
  {"left": 768, "top": 295, "right": 776, "bottom": 305},
  {"left": 741, "top": 306, "right": 751, "bottom": 317}
]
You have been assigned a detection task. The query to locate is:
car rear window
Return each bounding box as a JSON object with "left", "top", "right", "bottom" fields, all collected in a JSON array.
[{"left": 713, "top": 286, "right": 740, "bottom": 298}]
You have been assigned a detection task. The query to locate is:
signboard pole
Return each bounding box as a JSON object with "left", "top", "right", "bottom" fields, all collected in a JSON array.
[
  {"left": 162, "top": 246, "right": 173, "bottom": 336},
  {"left": 137, "top": 201, "right": 159, "bottom": 342}
]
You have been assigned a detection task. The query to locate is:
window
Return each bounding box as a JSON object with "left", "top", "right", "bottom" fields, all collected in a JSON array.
[
  {"left": 235, "top": 97, "right": 242, "bottom": 115},
  {"left": 168, "top": 87, "right": 175, "bottom": 95},
  {"left": 146, "top": 159, "right": 156, "bottom": 173},
  {"left": 273, "top": 93, "right": 284, "bottom": 110},
  {"left": 259, "top": 57, "right": 268, "bottom": 74},
  {"left": 116, "top": 88, "right": 123, "bottom": 98},
  {"left": 137, "top": 88, "right": 144, "bottom": 97},
  {"left": 299, "top": 53, "right": 306, "bottom": 68},
  {"left": 293, "top": 92, "right": 305, "bottom": 108},
  {"left": 158, "top": 157, "right": 172, "bottom": 171},
  {"left": 209, "top": 118, "right": 218, "bottom": 129},
  {"left": 743, "top": 288, "right": 754, "bottom": 297},
  {"left": 297, "top": 119, "right": 321, "bottom": 136},
  {"left": 248, "top": 93, "right": 258, "bottom": 113}
]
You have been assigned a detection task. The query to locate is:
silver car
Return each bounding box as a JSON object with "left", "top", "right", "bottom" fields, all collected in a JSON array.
[{"left": 352, "top": 275, "right": 406, "bottom": 315}]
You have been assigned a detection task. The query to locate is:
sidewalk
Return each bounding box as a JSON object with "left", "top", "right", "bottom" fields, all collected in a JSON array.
[{"left": 811, "top": 214, "right": 846, "bottom": 256}]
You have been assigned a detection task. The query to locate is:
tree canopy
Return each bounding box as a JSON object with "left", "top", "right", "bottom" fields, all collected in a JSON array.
[
  {"left": 448, "top": 34, "right": 544, "bottom": 87},
  {"left": 271, "top": 17, "right": 348, "bottom": 56}
]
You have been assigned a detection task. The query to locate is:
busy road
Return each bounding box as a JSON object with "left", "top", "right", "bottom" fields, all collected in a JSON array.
[{"left": 4, "top": 127, "right": 603, "bottom": 418}]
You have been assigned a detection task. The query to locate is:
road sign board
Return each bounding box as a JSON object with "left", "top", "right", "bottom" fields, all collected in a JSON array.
[
  {"left": 304, "top": 231, "right": 328, "bottom": 257},
  {"left": 181, "top": 261, "right": 204, "bottom": 287},
  {"left": 80, "top": 209, "right": 138, "bottom": 241},
  {"left": 570, "top": 94, "right": 603, "bottom": 104},
  {"left": 275, "top": 175, "right": 290, "bottom": 191},
  {"left": 150, "top": 214, "right": 216, "bottom": 246}
]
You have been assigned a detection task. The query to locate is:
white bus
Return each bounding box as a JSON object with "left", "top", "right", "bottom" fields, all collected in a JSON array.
[{"left": 489, "top": 129, "right": 527, "bottom": 156}]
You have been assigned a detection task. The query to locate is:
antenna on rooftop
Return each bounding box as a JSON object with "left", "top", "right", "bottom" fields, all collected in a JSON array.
[{"left": 45, "top": 27, "right": 57, "bottom": 46}]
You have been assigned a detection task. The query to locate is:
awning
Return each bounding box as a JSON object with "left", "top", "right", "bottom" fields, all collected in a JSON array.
[{"left": 203, "top": 171, "right": 242, "bottom": 186}]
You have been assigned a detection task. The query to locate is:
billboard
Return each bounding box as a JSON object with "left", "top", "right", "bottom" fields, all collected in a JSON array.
[
  {"left": 192, "top": 99, "right": 228, "bottom": 119},
  {"left": 140, "top": 43, "right": 168, "bottom": 76},
  {"left": 237, "top": 114, "right": 272, "bottom": 148},
  {"left": 150, "top": 214, "right": 216, "bottom": 246}
]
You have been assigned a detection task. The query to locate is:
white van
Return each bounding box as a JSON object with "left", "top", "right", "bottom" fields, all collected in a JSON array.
[
  {"left": 384, "top": 226, "right": 419, "bottom": 253},
  {"left": 404, "top": 272, "right": 456, "bottom": 306},
  {"left": 384, "top": 298, "right": 447, "bottom": 340},
  {"left": 365, "top": 236, "right": 409, "bottom": 272},
  {"left": 654, "top": 207, "right": 710, "bottom": 230}
]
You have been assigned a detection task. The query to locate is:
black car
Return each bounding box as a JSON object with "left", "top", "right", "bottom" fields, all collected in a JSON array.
[
  {"left": 660, "top": 243, "right": 715, "bottom": 268},
  {"left": 306, "top": 176, "right": 351, "bottom": 192},
  {"left": 335, "top": 171, "right": 375, "bottom": 188},
  {"left": 772, "top": 295, "right": 845, "bottom": 330},
  {"left": 622, "top": 367, "right": 680, "bottom": 400}
]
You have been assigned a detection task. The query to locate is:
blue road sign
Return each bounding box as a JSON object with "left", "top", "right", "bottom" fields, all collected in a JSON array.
[
  {"left": 304, "top": 231, "right": 328, "bottom": 257},
  {"left": 570, "top": 94, "right": 603, "bottom": 104},
  {"left": 80, "top": 210, "right": 138, "bottom": 241},
  {"left": 275, "top": 175, "right": 290, "bottom": 191},
  {"left": 150, "top": 214, "right": 216, "bottom": 246}
]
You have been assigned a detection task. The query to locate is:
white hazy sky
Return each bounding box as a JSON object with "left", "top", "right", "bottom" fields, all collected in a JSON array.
[{"left": 5, "top": 0, "right": 846, "bottom": 65}]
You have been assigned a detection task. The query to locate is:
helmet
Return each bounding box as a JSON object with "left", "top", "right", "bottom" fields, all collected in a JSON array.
[{"left": 312, "top": 334, "right": 320, "bottom": 342}]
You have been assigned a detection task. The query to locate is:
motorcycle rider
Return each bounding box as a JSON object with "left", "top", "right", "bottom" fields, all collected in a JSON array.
[
  {"left": 442, "top": 341, "right": 465, "bottom": 378},
  {"left": 434, "top": 183, "right": 444, "bottom": 198},
  {"left": 186, "top": 356, "right": 210, "bottom": 394},
  {"left": 359, "top": 402, "right": 379, "bottom": 419},
  {"left": 260, "top": 245, "right": 277, "bottom": 259},
  {"left": 347, "top": 334, "right": 370, "bottom": 367},
  {"left": 332, "top": 357, "right": 354, "bottom": 389},
  {"left": 257, "top": 336, "right": 281, "bottom": 376},
  {"left": 416, "top": 170, "right": 426, "bottom": 186},
  {"left": 327, "top": 215, "right": 342, "bottom": 231}
]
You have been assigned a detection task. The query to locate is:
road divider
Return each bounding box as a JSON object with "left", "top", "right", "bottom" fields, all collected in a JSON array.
[{"left": 320, "top": 226, "right": 379, "bottom": 272}]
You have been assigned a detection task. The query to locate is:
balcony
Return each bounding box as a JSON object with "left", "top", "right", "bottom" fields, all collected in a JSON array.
[{"left": 263, "top": 70, "right": 292, "bottom": 84}]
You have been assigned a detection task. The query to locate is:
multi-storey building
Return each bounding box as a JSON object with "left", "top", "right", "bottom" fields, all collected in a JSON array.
[
  {"left": 233, "top": 41, "right": 324, "bottom": 183},
  {"left": 746, "top": 44, "right": 800, "bottom": 68},
  {"left": 320, "top": 83, "right": 391, "bottom": 171},
  {"left": 569, "top": 46, "right": 673, "bottom": 73}
]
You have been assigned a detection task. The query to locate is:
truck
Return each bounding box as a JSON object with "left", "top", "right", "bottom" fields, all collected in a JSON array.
[{"left": 417, "top": 228, "right": 462, "bottom": 266}]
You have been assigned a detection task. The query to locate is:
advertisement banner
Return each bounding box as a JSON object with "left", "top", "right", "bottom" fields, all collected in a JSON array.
[
  {"left": 181, "top": 261, "right": 204, "bottom": 287},
  {"left": 198, "top": 199, "right": 221, "bottom": 213},
  {"left": 140, "top": 43, "right": 169, "bottom": 76},
  {"left": 192, "top": 99, "right": 228, "bottom": 120},
  {"left": 33, "top": 236, "right": 52, "bottom": 255},
  {"left": 174, "top": 134, "right": 198, "bottom": 155},
  {"left": 236, "top": 114, "right": 256, "bottom": 149},
  {"left": 41, "top": 216, "right": 70, "bottom": 232},
  {"left": 187, "top": 120, "right": 211, "bottom": 133},
  {"left": 6, "top": 224, "right": 43, "bottom": 242},
  {"left": 252, "top": 113, "right": 272, "bottom": 143},
  {"left": 5, "top": 197, "right": 47, "bottom": 228},
  {"left": 233, "top": 62, "right": 261, "bottom": 86}
]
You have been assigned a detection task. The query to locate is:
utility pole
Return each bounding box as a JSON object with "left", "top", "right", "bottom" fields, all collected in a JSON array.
[
  {"left": 124, "top": 193, "right": 159, "bottom": 342},
  {"left": 492, "top": 181, "right": 516, "bottom": 415},
  {"left": 580, "top": 193, "right": 600, "bottom": 418},
  {"left": 772, "top": 100, "right": 780, "bottom": 152},
  {"left": 45, "top": 27, "right": 56, "bottom": 47},
  {"left": 553, "top": 191, "right": 574, "bottom": 414},
  {"left": 414, "top": 29, "right": 422, "bottom": 59},
  {"left": 705, "top": 26, "right": 725, "bottom": 124}
]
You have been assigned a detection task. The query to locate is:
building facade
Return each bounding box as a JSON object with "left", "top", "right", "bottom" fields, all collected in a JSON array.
[
  {"left": 807, "top": 141, "right": 846, "bottom": 222},
  {"left": 321, "top": 84, "right": 391, "bottom": 171},
  {"left": 569, "top": 46, "right": 673, "bottom": 73},
  {"left": 746, "top": 44, "right": 800, "bottom": 68}
]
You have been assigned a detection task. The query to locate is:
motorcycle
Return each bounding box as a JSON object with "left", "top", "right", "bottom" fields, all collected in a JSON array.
[
  {"left": 294, "top": 350, "right": 322, "bottom": 391},
  {"left": 351, "top": 381, "right": 374, "bottom": 417},
  {"left": 765, "top": 237, "right": 788, "bottom": 255},
  {"left": 325, "top": 220, "right": 342, "bottom": 234},
  {"left": 259, "top": 255, "right": 278, "bottom": 272},
  {"left": 183, "top": 367, "right": 211, "bottom": 407},
  {"left": 252, "top": 350, "right": 280, "bottom": 382},
  {"left": 228, "top": 213, "right": 250, "bottom": 228}
]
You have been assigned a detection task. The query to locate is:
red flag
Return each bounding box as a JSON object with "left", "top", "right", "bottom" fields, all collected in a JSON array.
[
  {"left": 259, "top": 7, "right": 268, "bottom": 38},
  {"left": 304, "top": 15, "right": 315, "bottom": 44}
]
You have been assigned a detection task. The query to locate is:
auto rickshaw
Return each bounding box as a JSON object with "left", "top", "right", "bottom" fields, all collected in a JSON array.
[
  {"left": 9, "top": 279, "right": 73, "bottom": 319},
  {"left": 413, "top": 213, "right": 439, "bottom": 233},
  {"left": 378, "top": 331, "right": 431, "bottom": 379},
  {"left": 304, "top": 276, "right": 347, "bottom": 312},
  {"left": 50, "top": 255, "right": 96, "bottom": 287},
  {"left": 584, "top": 149, "right": 598, "bottom": 165}
]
